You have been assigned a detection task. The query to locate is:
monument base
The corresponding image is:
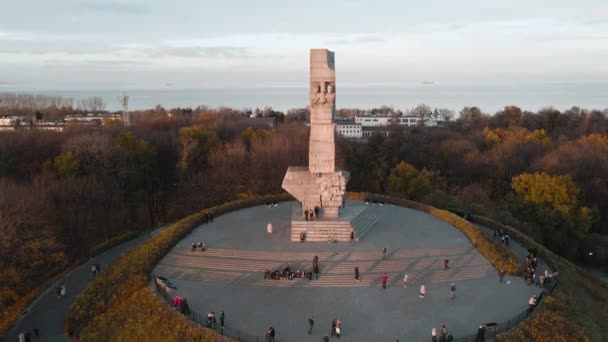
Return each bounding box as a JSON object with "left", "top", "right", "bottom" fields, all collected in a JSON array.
[{"left": 290, "top": 203, "right": 379, "bottom": 242}]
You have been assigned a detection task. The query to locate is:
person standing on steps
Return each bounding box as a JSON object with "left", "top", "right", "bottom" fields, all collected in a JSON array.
[
  {"left": 382, "top": 247, "right": 387, "bottom": 259},
  {"left": 403, "top": 273, "right": 408, "bottom": 288},
  {"left": 308, "top": 315, "right": 315, "bottom": 334},
  {"left": 381, "top": 273, "right": 388, "bottom": 289},
  {"left": 444, "top": 257, "right": 450, "bottom": 270},
  {"left": 354, "top": 266, "right": 360, "bottom": 282}
]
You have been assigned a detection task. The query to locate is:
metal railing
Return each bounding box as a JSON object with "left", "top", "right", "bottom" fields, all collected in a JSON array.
[{"left": 453, "top": 279, "right": 557, "bottom": 341}]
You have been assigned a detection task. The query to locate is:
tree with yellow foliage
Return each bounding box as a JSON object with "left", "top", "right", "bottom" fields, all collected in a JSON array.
[{"left": 510, "top": 172, "right": 594, "bottom": 258}]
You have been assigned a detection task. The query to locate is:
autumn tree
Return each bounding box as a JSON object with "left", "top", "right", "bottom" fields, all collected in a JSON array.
[
  {"left": 386, "top": 161, "right": 434, "bottom": 200},
  {"left": 509, "top": 172, "right": 594, "bottom": 258}
]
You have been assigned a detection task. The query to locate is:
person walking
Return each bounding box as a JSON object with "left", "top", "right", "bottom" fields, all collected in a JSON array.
[
  {"left": 56, "top": 285, "right": 61, "bottom": 299},
  {"left": 419, "top": 283, "right": 426, "bottom": 298},
  {"left": 308, "top": 315, "right": 314, "bottom": 334},
  {"left": 331, "top": 319, "right": 337, "bottom": 337},
  {"left": 219, "top": 310, "right": 225, "bottom": 331},
  {"left": 96, "top": 263, "right": 101, "bottom": 274},
  {"left": 432, "top": 327, "right": 437, "bottom": 342},
  {"left": 381, "top": 273, "right": 388, "bottom": 289},
  {"left": 403, "top": 273, "right": 408, "bottom": 288},
  {"left": 323, "top": 336, "right": 330, "bottom": 342},
  {"left": 314, "top": 264, "right": 320, "bottom": 279},
  {"left": 444, "top": 257, "right": 450, "bottom": 270},
  {"left": 91, "top": 263, "right": 97, "bottom": 277},
  {"left": 335, "top": 319, "right": 341, "bottom": 338},
  {"left": 354, "top": 266, "right": 360, "bottom": 282},
  {"left": 60, "top": 285, "right": 66, "bottom": 299},
  {"left": 450, "top": 283, "right": 456, "bottom": 300},
  {"left": 266, "top": 222, "right": 273, "bottom": 235}
]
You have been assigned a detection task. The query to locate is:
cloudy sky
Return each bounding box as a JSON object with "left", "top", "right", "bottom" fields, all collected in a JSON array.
[{"left": 1, "top": 0, "right": 607, "bottom": 89}]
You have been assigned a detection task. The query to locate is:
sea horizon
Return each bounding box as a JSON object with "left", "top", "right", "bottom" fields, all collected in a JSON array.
[{"left": 1, "top": 80, "right": 606, "bottom": 114}]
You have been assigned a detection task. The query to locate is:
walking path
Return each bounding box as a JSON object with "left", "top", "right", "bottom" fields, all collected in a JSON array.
[{"left": 6, "top": 225, "right": 169, "bottom": 342}]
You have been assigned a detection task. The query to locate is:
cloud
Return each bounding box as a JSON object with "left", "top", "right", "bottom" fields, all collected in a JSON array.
[
  {"left": 324, "top": 35, "right": 385, "bottom": 45},
  {"left": 531, "top": 35, "right": 608, "bottom": 42},
  {"left": 78, "top": 0, "right": 148, "bottom": 14},
  {"left": 147, "top": 46, "right": 249, "bottom": 59}
]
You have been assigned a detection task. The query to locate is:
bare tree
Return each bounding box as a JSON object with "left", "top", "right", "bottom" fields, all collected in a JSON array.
[
  {"left": 438, "top": 108, "right": 455, "bottom": 122},
  {"left": 410, "top": 104, "right": 432, "bottom": 126}
]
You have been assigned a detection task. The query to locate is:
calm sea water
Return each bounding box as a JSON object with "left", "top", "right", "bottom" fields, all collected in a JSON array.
[{"left": 3, "top": 82, "right": 607, "bottom": 113}]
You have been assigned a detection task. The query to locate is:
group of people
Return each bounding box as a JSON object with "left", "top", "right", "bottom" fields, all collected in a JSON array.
[
  {"left": 264, "top": 265, "right": 312, "bottom": 280},
  {"left": 494, "top": 229, "right": 511, "bottom": 246},
  {"left": 91, "top": 262, "right": 101, "bottom": 277},
  {"left": 17, "top": 330, "right": 38, "bottom": 342},
  {"left": 55, "top": 284, "right": 66, "bottom": 299},
  {"left": 172, "top": 295, "right": 191, "bottom": 315},
  {"left": 431, "top": 325, "right": 454, "bottom": 342},
  {"left": 524, "top": 248, "right": 557, "bottom": 288},
  {"left": 304, "top": 207, "right": 319, "bottom": 221},
  {"left": 265, "top": 326, "right": 276, "bottom": 341},
  {"left": 202, "top": 211, "right": 214, "bottom": 223},
  {"left": 191, "top": 241, "right": 207, "bottom": 252},
  {"left": 206, "top": 310, "right": 225, "bottom": 330}
]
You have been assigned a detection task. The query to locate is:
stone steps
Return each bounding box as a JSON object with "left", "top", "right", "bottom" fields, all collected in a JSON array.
[
  {"left": 290, "top": 205, "right": 378, "bottom": 242},
  {"left": 350, "top": 206, "right": 379, "bottom": 240}
]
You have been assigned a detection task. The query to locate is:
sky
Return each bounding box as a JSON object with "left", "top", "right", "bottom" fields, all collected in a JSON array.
[{"left": 1, "top": 0, "right": 608, "bottom": 89}]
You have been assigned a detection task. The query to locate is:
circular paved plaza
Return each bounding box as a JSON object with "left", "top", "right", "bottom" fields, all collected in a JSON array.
[{"left": 153, "top": 201, "right": 537, "bottom": 341}]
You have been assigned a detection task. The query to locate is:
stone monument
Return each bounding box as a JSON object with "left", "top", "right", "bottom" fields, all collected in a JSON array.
[
  {"left": 282, "top": 49, "right": 349, "bottom": 219},
  {"left": 282, "top": 49, "right": 381, "bottom": 242}
]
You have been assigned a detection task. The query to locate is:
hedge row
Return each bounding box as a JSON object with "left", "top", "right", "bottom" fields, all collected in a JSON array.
[
  {"left": 65, "top": 194, "right": 291, "bottom": 339},
  {"left": 366, "top": 194, "right": 522, "bottom": 275},
  {"left": 78, "top": 277, "right": 219, "bottom": 341},
  {"left": 474, "top": 216, "right": 608, "bottom": 342}
]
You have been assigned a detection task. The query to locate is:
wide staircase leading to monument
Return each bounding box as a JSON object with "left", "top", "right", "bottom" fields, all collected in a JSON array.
[{"left": 290, "top": 204, "right": 379, "bottom": 242}]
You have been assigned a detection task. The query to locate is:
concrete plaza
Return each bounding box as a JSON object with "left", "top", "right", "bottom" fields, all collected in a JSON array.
[{"left": 153, "top": 201, "right": 539, "bottom": 341}]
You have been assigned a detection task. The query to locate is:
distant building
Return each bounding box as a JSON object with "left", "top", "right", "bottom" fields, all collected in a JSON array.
[
  {"left": 0, "top": 113, "right": 123, "bottom": 133},
  {"left": 362, "top": 126, "right": 393, "bottom": 138},
  {"left": 0, "top": 115, "right": 24, "bottom": 130},
  {"left": 335, "top": 121, "right": 362, "bottom": 139},
  {"left": 355, "top": 112, "right": 437, "bottom": 127},
  {"left": 64, "top": 113, "right": 122, "bottom": 125}
]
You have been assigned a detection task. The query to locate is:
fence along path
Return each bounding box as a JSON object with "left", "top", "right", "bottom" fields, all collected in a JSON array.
[{"left": 154, "top": 245, "right": 494, "bottom": 288}]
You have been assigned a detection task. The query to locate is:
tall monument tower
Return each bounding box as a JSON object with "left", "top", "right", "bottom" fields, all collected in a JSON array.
[{"left": 282, "top": 49, "right": 349, "bottom": 221}]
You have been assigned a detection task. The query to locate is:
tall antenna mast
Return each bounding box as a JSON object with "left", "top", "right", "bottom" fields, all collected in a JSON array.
[{"left": 120, "top": 92, "right": 130, "bottom": 127}]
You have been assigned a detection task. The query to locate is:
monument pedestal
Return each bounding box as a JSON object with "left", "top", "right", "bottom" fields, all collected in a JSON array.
[{"left": 290, "top": 203, "right": 379, "bottom": 242}]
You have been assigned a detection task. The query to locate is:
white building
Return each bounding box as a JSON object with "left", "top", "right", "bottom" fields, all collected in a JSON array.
[
  {"left": 335, "top": 122, "right": 362, "bottom": 138},
  {"left": 0, "top": 116, "right": 24, "bottom": 131},
  {"left": 355, "top": 114, "right": 437, "bottom": 127}
]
